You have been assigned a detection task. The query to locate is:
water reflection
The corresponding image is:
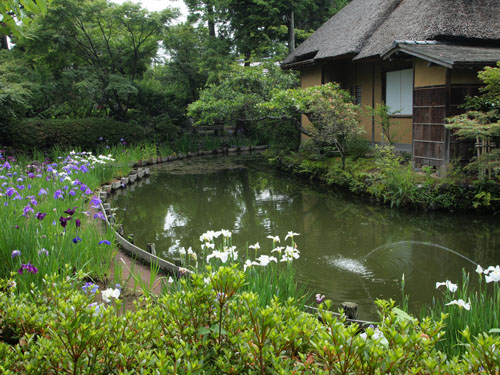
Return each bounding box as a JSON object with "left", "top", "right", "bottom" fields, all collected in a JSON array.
[{"left": 112, "top": 154, "right": 500, "bottom": 320}]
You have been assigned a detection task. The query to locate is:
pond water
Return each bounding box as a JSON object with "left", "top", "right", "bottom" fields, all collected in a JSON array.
[{"left": 111, "top": 153, "right": 500, "bottom": 320}]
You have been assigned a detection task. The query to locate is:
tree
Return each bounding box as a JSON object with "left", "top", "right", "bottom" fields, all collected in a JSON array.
[
  {"left": 0, "top": 0, "right": 52, "bottom": 36},
  {"left": 15, "top": 0, "right": 177, "bottom": 121},
  {"left": 184, "top": 0, "right": 350, "bottom": 62},
  {"left": 188, "top": 65, "right": 362, "bottom": 164},
  {"left": 446, "top": 62, "right": 500, "bottom": 179},
  {"left": 0, "top": 50, "right": 37, "bottom": 122},
  {"left": 187, "top": 62, "right": 299, "bottom": 136}
]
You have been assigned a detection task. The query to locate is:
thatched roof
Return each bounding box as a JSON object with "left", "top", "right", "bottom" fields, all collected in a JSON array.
[
  {"left": 281, "top": 0, "right": 400, "bottom": 67},
  {"left": 383, "top": 42, "right": 500, "bottom": 68},
  {"left": 282, "top": 0, "right": 500, "bottom": 68}
]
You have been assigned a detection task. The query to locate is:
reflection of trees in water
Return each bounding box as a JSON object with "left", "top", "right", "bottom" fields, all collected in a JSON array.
[
  {"left": 112, "top": 156, "right": 500, "bottom": 272},
  {"left": 297, "top": 187, "right": 500, "bottom": 269}
]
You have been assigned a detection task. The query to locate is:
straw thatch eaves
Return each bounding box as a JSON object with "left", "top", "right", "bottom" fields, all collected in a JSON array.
[
  {"left": 282, "top": 0, "right": 500, "bottom": 69},
  {"left": 383, "top": 42, "right": 500, "bottom": 69}
]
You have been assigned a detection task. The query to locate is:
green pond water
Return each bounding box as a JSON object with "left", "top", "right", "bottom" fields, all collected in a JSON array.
[{"left": 111, "top": 153, "right": 500, "bottom": 320}]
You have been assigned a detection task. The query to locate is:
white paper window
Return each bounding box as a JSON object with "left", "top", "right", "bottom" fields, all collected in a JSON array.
[{"left": 385, "top": 69, "right": 413, "bottom": 115}]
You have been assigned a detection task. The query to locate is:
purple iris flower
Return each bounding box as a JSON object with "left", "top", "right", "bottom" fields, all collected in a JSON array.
[
  {"left": 13, "top": 194, "right": 22, "bottom": 200},
  {"left": 18, "top": 263, "right": 38, "bottom": 275},
  {"left": 3, "top": 161, "right": 11, "bottom": 170},
  {"left": 69, "top": 190, "right": 76, "bottom": 196},
  {"left": 80, "top": 165, "right": 89, "bottom": 173},
  {"left": 72, "top": 236, "right": 82, "bottom": 244},
  {"left": 75, "top": 218, "right": 81, "bottom": 228},
  {"left": 84, "top": 187, "right": 92, "bottom": 195},
  {"left": 99, "top": 137, "right": 104, "bottom": 141},
  {"left": 11, "top": 250, "right": 21, "bottom": 258},
  {"left": 16, "top": 177, "right": 23, "bottom": 182},
  {"left": 82, "top": 282, "right": 99, "bottom": 294},
  {"left": 54, "top": 190, "right": 64, "bottom": 199},
  {"left": 80, "top": 185, "right": 87, "bottom": 192},
  {"left": 16, "top": 185, "right": 24, "bottom": 190},
  {"left": 27, "top": 184, "right": 31, "bottom": 190},
  {"left": 64, "top": 207, "right": 76, "bottom": 216},
  {"left": 6, "top": 187, "right": 16, "bottom": 197},
  {"left": 59, "top": 216, "right": 72, "bottom": 228},
  {"left": 93, "top": 211, "right": 105, "bottom": 220},
  {"left": 36, "top": 212, "right": 47, "bottom": 220},
  {"left": 90, "top": 196, "right": 102, "bottom": 208},
  {"left": 315, "top": 294, "right": 326, "bottom": 304},
  {"left": 28, "top": 172, "right": 34, "bottom": 178},
  {"left": 22, "top": 205, "right": 34, "bottom": 216},
  {"left": 30, "top": 198, "right": 37, "bottom": 206},
  {"left": 98, "top": 240, "right": 111, "bottom": 245}
]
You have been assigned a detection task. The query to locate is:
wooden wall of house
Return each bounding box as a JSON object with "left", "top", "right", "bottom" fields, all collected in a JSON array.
[
  {"left": 413, "top": 59, "right": 449, "bottom": 166},
  {"left": 322, "top": 60, "right": 413, "bottom": 147},
  {"left": 413, "top": 59, "right": 482, "bottom": 167}
]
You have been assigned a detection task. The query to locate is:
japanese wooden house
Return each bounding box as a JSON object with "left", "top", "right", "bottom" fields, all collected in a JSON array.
[{"left": 282, "top": 0, "right": 500, "bottom": 167}]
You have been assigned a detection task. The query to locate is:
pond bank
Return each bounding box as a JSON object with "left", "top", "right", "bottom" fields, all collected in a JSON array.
[{"left": 268, "top": 151, "right": 500, "bottom": 213}]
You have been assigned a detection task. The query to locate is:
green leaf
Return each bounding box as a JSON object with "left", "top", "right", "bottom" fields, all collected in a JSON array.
[
  {"left": 393, "top": 307, "right": 417, "bottom": 323},
  {"left": 197, "top": 327, "right": 211, "bottom": 335}
]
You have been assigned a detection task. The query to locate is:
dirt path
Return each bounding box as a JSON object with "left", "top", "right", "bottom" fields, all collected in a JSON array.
[{"left": 110, "top": 248, "right": 164, "bottom": 296}]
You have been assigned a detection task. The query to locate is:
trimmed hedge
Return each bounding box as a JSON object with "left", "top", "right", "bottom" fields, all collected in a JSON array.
[{"left": 5, "top": 117, "right": 146, "bottom": 152}]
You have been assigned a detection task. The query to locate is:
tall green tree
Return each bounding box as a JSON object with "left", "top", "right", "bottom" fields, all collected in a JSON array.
[
  {"left": 0, "top": 0, "right": 52, "bottom": 43},
  {"left": 184, "top": 0, "right": 349, "bottom": 62},
  {"left": 16, "top": 0, "right": 177, "bottom": 120}
]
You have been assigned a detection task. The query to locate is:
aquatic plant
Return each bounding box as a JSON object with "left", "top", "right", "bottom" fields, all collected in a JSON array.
[
  {"left": 173, "top": 229, "right": 309, "bottom": 308},
  {"left": 420, "top": 265, "right": 500, "bottom": 355}
]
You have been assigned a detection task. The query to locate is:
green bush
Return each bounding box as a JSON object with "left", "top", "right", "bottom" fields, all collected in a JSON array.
[
  {"left": 2, "top": 269, "right": 500, "bottom": 374},
  {"left": 5, "top": 118, "right": 146, "bottom": 152}
]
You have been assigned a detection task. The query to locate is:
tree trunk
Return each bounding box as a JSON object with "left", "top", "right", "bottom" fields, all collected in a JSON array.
[
  {"left": 207, "top": 3, "right": 216, "bottom": 38},
  {"left": 244, "top": 51, "right": 251, "bottom": 67},
  {"left": 0, "top": 34, "right": 9, "bottom": 50},
  {"left": 288, "top": 9, "right": 295, "bottom": 54}
]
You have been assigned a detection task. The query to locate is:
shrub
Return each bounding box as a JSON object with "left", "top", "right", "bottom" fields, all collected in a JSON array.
[
  {"left": 2, "top": 269, "right": 500, "bottom": 373},
  {"left": 5, "top": 118, "right": 146, "bottom": 152}
]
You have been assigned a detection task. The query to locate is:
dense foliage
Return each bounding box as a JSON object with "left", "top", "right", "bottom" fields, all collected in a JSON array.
[
  {"left": 271, "top": 147, "right": 500, "bottom": 212},
  {"left": 2, "top": 268, "right": 500, "bottom": 374},
  {"left": 1, "top": 0, "right": 349, "bottom": 153},
  {"left": 5, "top": 118, "right": 146, "bottom": 152},
  {"left": 446, "top": 62, "right": 500, "bottom": 179}
]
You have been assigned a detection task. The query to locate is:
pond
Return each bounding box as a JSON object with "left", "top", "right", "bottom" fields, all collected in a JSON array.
[{"left": 111, "top": 153, "right": 500, "bottom": 320}]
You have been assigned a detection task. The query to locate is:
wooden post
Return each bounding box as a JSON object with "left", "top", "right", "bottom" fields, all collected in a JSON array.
[
  {"left": 341, "top": 302, "right": 359, "bottom": 320},
  {"left": 146, "top": 243, "right": 156, "bottom": 256}
]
